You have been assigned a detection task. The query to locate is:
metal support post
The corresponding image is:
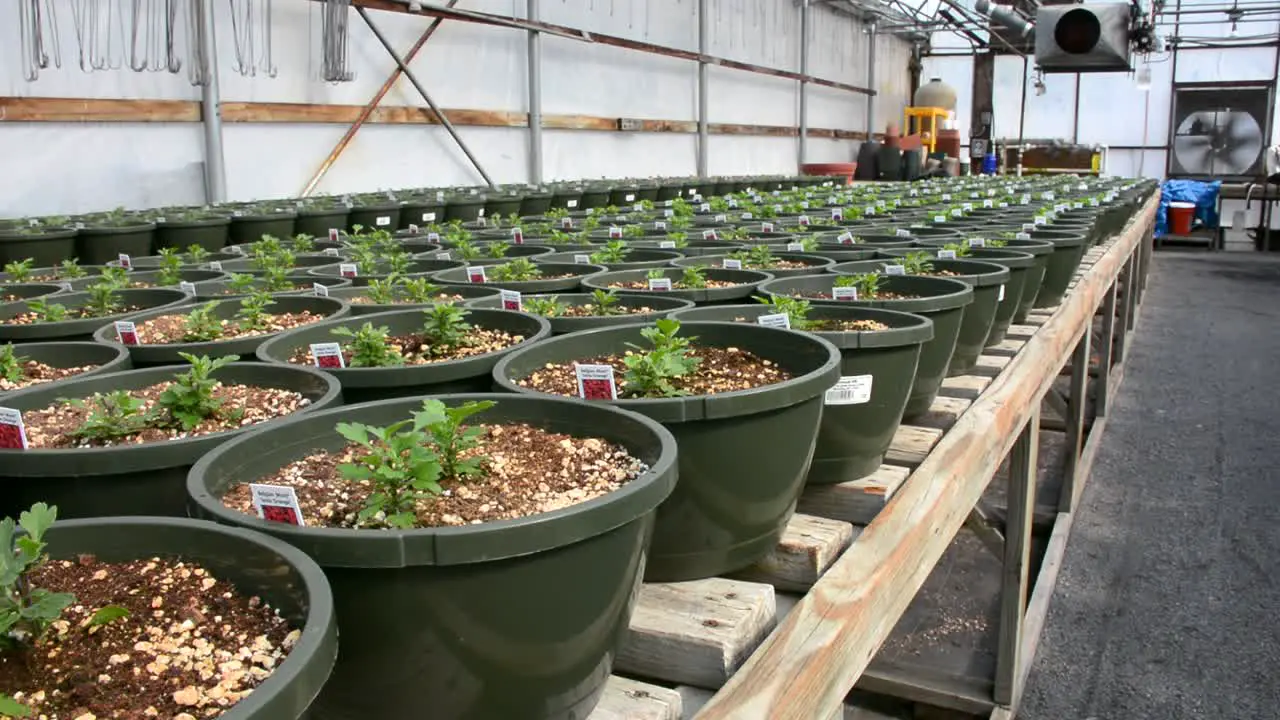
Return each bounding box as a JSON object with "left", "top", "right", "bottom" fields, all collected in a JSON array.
[
  {"left": 697, "top": 0, "right": 709, "bottom": 178},
  {"left": 798, "top": 0, "right": 810, "bottom": 168},
  {"left": 198, "top": 0, "right": 227, "bottom": 204},
  {"left": 1095, "top": 282, "right": 1118, "bottom": 418},
  {"left": 865, "top": 21, "right": 877, "bottom": 139},
  {"left": 527, "top": 0, "right": 543, "bottom": 184},
  {"left": 1059, "top": 332, "right": 1092, "bottom": 512},
  {"left": 356, "top": 7, "right": 498, "bottom": 190},
  {"left": 994, "top": 410, "right": 1039, "bottom": 706}
]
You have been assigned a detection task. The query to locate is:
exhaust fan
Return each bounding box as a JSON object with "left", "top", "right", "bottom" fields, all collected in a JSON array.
[{"left": 1035, "top": 3, "right": 1132, "bottom": 73}]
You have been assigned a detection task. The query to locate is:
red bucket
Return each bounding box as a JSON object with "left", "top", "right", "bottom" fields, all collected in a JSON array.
[{"left": 1168, "top": 201, "right": 1196, "bottom": 235}]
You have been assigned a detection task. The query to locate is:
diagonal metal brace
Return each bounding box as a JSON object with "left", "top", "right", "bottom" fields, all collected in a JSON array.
[{"left": 965, "top": 500, "right": 1006, "bottom": 558}]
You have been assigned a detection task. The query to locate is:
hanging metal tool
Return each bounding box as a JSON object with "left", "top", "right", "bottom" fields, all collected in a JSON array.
[
  {"left": 18, "top": 0, "right": 62, "bottom": 82},
  {"left": 128, "top": 0, "right": 182, "bottom": 73},
  {"left": 228, "top": 0, "right": 277, "bottom": 78},
  {"left": 320, "top": 0, "right": 355, "bottom": 82},
  {"left": 71, "top": 0, "right": 125, "bottom": 72},
  {"left": 186, "top": 0, "right": 208, "bottom": 85}
]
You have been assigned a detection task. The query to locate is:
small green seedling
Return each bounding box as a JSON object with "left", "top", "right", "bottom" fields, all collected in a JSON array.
[
  {"left": 679, "top": 266, "right": 708, "bottom": 289},
  {"left": 182, "top": 302, "right": 225, "bottom": 342},
  {"left": 523, "top": 295, "right": 568, "bottom": 317},
  {"left": 835, "top": 272, "right": 884, "bottom": 298},
  {"left": 589, "top": 289, "right": 623, "bottom": 316},
  {"left": 332, "top": 323, "right": 404, "bottom": 368},
  {"left": 57, "top": 259, "right": 86, "bottom": 279},
  {"left": 0, "top": 345, "right": 25, "bottom": 383},
  {"left": 421, "top": 303, "right": 473, "bottom": 353},
  {"left": 26, "top": 298, "right": 68, "bottom": 323},
  {"left": 235, "top": 290, "right": 275, "bottom": 332},
  {"left": 156, "top": 353, "right": 240, "bottom": 431},
  {"left": 489, "top": 258, "right": 541, "bottom": 282},
  {"left": 622, "top": 318, "right": 701, "bottom": 398},
  {"left": 65, "top": 390, "right": 152, "bottom": 442},
  {"left": 3, "top": 259, "right": 34, "bottom": 283},
  {"left": 755, "top": 295, "right": 815, "bottom": 330}
]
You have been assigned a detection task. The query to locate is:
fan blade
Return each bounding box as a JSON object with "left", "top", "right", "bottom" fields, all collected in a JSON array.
[
  {"left": 1224, "top": 113, "right": 1261, "bottom": 147},
  {"left": 1174, "top": 136, "right": 1215, "bottom": 173}
]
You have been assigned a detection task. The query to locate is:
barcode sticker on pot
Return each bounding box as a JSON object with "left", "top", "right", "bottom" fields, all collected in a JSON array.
[
  {"left": 310, "top": 342, "right": 345, "bottom": 369},
  {"left": 567, "top": 199, "right": 579, "bottom": 208},
  {"left": 328, "top": 228, "right": 340, "bottom": 241},
  {"left": 702, "top": 229, "right": 718, "bottom": 240},
  {"left": 179, "top": 281, "right": 197, "bottom": 294},
  {"left": 313, "top": 283, "right": 329, "bottom": 297},
  {"left": 648, "top": 277, "right": 672, "bottom": 291},
  {"left": 723, "top": 259, "right": 743, "bottom": 270},
  {"left": 466, "top": 266, "right": 487, "bottom": 283},
  {"left": 500, "top": 289, "right": 522, "bottom": 311},
  {"left": 825, "top": 375, "right": 873, "bottom": 406},
  {"left": 609, "top": 226, "right": 623, "bottom": 239},
  {"left": 117, "top": 254, "right": 132, "bottom": 269},
  {"left": 575, "top": 364, "right": 617, "bottom": 401},
  {"left": 832, "top": 286, "right": 858, "bottom": 301},
  {"left": 896, "top": 228, "right": 912, "bottom": 238},
  {"left": 787, "top": 242, "right": 804, "bottom": 251},
  {"left": 339, "top": 263, "right": 358, "bottom": 278},
  {"left": 625, "top": 193, "right": 635, "bottom": 202},
  {"left": 999, "top": 284, "right": 1007, "bottom": 302},
  {"left": 938, "top": 249, "right": 957, "bottom": 260},
  {"left": 114, "top": 321, "right": 140, "bottom": 345},
  {"left": 375, "top": 216, "right": 391, "bottom": 227},
  {"left": 574, "top": 254, "right": 591, "bottom": 264},
  {"left": 659, "top": 241, "right": 677, "bottom": 249},
  {"left": 0, "top": 408, "right": 29, "bottom": 450},
  {"left": 884, "top": 264, "right": 906, "bottom": 276},
  {"left": 757, "top": 313, "right": 790, "bottom": 329},
  {"left": 741, "top": 212, "right": 753, "bottom": 220},
  {"left": 655, "top": 221, "right": 667, "bottom": 231},
  {"left": 968, "top": 238, "right": 986, "bottom": 248},
  {"left": 837, "top": 232, "right": 854, "bottom": 245},
  {"left": 250, "top": 484, "right": 306, "bottom": 526},
  {"left": 423, "top": 212, "right": 437, "bottom": 222}
]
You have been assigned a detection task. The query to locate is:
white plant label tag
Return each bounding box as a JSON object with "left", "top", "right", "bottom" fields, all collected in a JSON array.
[
  {"left": 625, "top": 194, "right": 636, "bottom": 202},
  {"left": 323, "top": 247, "right": 341, "bottom": 258},
  {"left": 208, "top": 261, "right": 223, "bottom": 271},
  {"left": 702, "top": 229, "right": 718, "bottom": 240},
  {"left": 1015, "top": 232, "right": 1032, "bottom": 240},
  {"left": 178, "top": 281, "right": 197, "bottom": 294},
  {"left": 437, "top": 252, "right": 452, "bottom": 261},
  {"left": 700, "top": 203, "right": 711, "bottom": 212},
  {"left": 950, "top": 208, "right": 963, "bottom": 217},
  {"left": 114, "top": 321, "right": 140, "bottom": 345},
  {"left": 884, "top": 264, "right": 906, "bottom": 276},
  {"left": 339, "top": 263, "right": 358, "bottom": 278},
  {"left": 824, "top": 374, "right": 873, "bottom": 406},
  {"left": 832, "top": 286, "right": 858, "bottom": 301},
  {"left": 1034, "top": 216, "right": 1048, "bottom": 225},
  {"left": 117, "top": 253, "right": 132, "bottom": 269},
  {"left": 938, "top": 249, "right": 957, "bottom": 260},
  {"left": 837, "top": 232, "right": 855, "bottom": 245},
  {"left": 962, "top": 203, "right": 973, "bottom": 212},
  {"left": 574, "top": 254, "right": 591, "bottom": 264},
  {"left": 499, "top": 289, "right": 522, "bottom": 311},
  {"left": 968, "top": 238, "right": 986, "bottom": 248},
  {"left": 659, "top": 241, "right": 677, "bottom": 249},
  {"left": 941, "top": 194, "right": 952, "bottom": 201},
  {"left": 466, "top": 266, "right": 487, "bottom": 283},
  {"left": 786, "top": 242, "right": 804, "bottom": 251},
  {"left": 762, "top": 223, "right": 775, "bottom": 233},
  {"left": 427, "top": 232, "right": 441, "bottom": 242},
  {"left": 562, "top": 217, "right": 575, "bottom": 229},
  {"left": 634, "top": 203, "right": 645, "bottom": 212},
  {"left": 896, "top": 228, "right": 912, "bottom": 238},
  {"left": 648, "top": 277, "right": 672, "bottom": 291},
  {"left": 663, "top": 209, "right": 675, "bottom": 218},
  {"left": 375, "top": 216, "right": 391, "bottom": 227},
  {"left": 0, "top": 408, "right": 29, "bottom": 450},
  {"left": 655, "top": 221, "right": 667, "bottom": 230},
  {"left": 436, "top": 191, "right": 445, "bottom": 201},
  {"left": 313, "top": 283, "right": 329, "bottom": 297},
  {"left": 1022, "top": 223, "right": 1037, "bottom": 232},
  {"left": 757, "top": 313, "right": 790, "bottom": 329},
  {"left": 722, "top": 259, "right": 743, "bottom": 270},
  {"left": 933, "top": 215, "right": 947, "bottom": 223},
  {"left": 227, "top": 245, "right": 245, "bottom": 255},
  {"left": 250, "top": 484, "right": 306, "bottom": 526},
  {"left": 407, "top": 224, "right": 421, "bottom": 234},
  {"left": 741, "top": 212, "right": 753, "bottom": 220},
  {"left": 567, "top": 199, "right": 579, "bottom": 208},
  {"left": 309, "top": 342, "right": 345, "bottom": 369},
  {"left": 423, "top": 212, "right": 437, "bottom": 222},
  {"left": 609, "top": 226, "right": 623, "bottom": 239},
  {"left": 574, "top": 364, "right": 618, "bottom": 400},
  {"left": 998, "top": 284, "right": 1007, "bottom": 302}
]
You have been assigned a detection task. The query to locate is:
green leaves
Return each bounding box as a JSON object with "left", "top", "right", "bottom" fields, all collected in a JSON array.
[
  {"left": 0, "top": 693, "right": 32, "bottom": 717},
  {"left": 488, "top": 258, "right": 541, "bottom": 282},
  {"left": 523, "top": 296, "right": 567, "bottom": 318},
  {"left": 401, "top": 277, "right": 443, "bottom": 304},
  {"left": 235, "top": 289, "right": 275, "bottom": 332},
  {"left": 87, "top": 604, "right": 131, "bottom": 628},
  {"left": 27, "top": 297, "right": 69, "bottom": 323},
  {"left": 332, "top": 323, "right": 404, "bottom": 368},
  {"left": 83, "top": 279, "right": 122, "bottom": 318},
  {"left": 156, "top": 247, "right": 185, "bottom": 286},
  {"left": 0, "top": 503, "right": 75, "bottom": 659},
  {"left": 182, "top": 302, "right": 225, "bottom": 342},
  {"left": 363, "top": 276, "right": 403, "bottom": 305},
  {"left": 57, "top": 259, "right": 86, "bottom": 279},
  {"left": 0, "top": 344, "right": 27, "bottom": 383},
  {"left": 756, "top": 295, "right": 814, "bottom": 330},
  {"left": 729, "top": 245, "right": 776, "bottom": 268},
  {"left": 421, "top": 304, "right": 473, "bottom": 353},
  {"left": 622, "top": 319, "right": 701, "bottom": 398},
  {"left": 679, "top": 266, "right": 708, "bottom": 289},
  {"left": 834, "top": 272, "right": 884, "bottom": 299},
  {"left": 588, "top": 289, "right": 622, "bottom": 317},
  {"left": 155, "top": 353, "right": 238, "bottom": 431},
  {"left": 898, "top": 251, "right": 935, "bottom": 275},
  {"left": 590, "top": 240, "right": 629, "bottom": 264},
  {"left": 65, "top": 390, "right": 152, "bottom": 442},
  {"left": 3, "top": 259, "right": 34, "bottom": 283}
]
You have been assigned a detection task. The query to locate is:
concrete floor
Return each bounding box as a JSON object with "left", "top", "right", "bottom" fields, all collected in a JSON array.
[{"left": 1020, "top": 250, "right": 1280, "bottom": 720}]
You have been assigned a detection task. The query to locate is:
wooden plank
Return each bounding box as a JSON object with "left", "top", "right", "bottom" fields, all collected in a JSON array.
[
  {"left": 909, "top": 395, "right": 972, "bottom": 432},
  {"left": 971, "top": 354, "right": 1012, "bottom": 377},
  {"left": 1004, "top": 324, "right": 1039, "bottom": 339},
  {"left": 985, "top": 338, "right": 1026, "bottom": 357},
  {"left": 691, "top": 194, "right": 1158, "bottom": 720},
  {"left": 795, "top": 465, "right": 912, "bottom": 526},
  {"left": 938, "top": 375, "right": 992, "bottom": 400},
  {"left": 616, "top": 578, "right": 776, "bottom": 689},
  {"left": 732, "top": 514, "right": 856, "bottom": 592},
  {"left": 0, "top": 97, "right": 198, "bottom": 122},
  {"left": 591, "top": 677, "right": 683, "bottom": 720},
  {"left": 884, "top": 425, "right": 943, "bottom": 467}
]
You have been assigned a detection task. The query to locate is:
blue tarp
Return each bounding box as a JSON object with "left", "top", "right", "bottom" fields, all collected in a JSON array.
[{"left": 1157, "top": 179, "right": 1221, "bottom": 237}]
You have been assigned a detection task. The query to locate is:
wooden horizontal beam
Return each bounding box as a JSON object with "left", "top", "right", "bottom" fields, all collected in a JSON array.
[
  {"left": 693, "top": 194, "right": 1160, "bottom": 720},
  {"left": 0, "top": 97, "right": 874, "bottom": 140}
]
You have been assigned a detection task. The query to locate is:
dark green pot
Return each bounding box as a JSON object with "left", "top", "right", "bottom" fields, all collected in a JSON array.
[
  {"left": 186, "top": 393, "right": 677, "bottom": 720},
  {"left": 0, "top": 228, "right": 78, "bottom": 268},
  {"left": 1026, "top": 229, "right": 1088, "bottom": 308},
  {"left": 830, "top": 258, "right": 1008, "bottom": 376},
  {"left": 578, "top": 188, "right": 611, "bottom": 210},
  {"left": 307, "top": 258, "right": 463, "bottom": 282},
  {"left": 294, "top": 206, "right": 351, "bottom": 238},
  {"left": 326, "top": 283, "right": 501, "bottom": 315},
  {"left": 91, "top": 295, "right": 351, "bottom": 367},
  {"left": 917, "top": 237, "right": 1054, "bottom": 324},
  {"left": 256, "top": 307, "right": 551, "bottom": 403},
  {"left": 673, "top": 252, "right": 835, "bottom": 278},
  {"left": 550, "top": 190, "right": 584, "bottom": 210},
  {"left": 434, "top": 262, "right": 608, "bottom": 293},
  {"left": 492, "top": 321, "right": 841, "bottom": 581},
  {"left": 228, "top": 211, "right": 298, "bottom": 246},
  {"left": 191, "top": 276, "right": 351, "bottom": 300},
  {"left": 121, "top": 268, "right": 229, "bottom": 289},
  {"left": 1, "top": 282, "right": 67, "bottom": 302},
  {"left": 810, "top": 231, "right": 916, "bottom": 249},
  {"left": 75, "top": 222, "right": 156, "bottom": 265},
  {"left": 41, "top": 517, "right": 338, "bottom": 720},
  {"left": 806, "top": 245, "right": 881, "bottom": 262},
  {"left": 0, "top": 362, "right": 341, "bottom": 520},
  {"left": 535, "top": 249, "right": 682, "bottom": 270},
  {"left": 154, "top": 217, "right": 232, "bottom": 253},
  {"left": 630, "top": 239, "right": 748, "bottom": 257},
  {"left": 346, "top": 203, "right": 401, "bottom": 233},
  {"left": 758, "top": 274, "right": 972, "bottom": 420},
  {"left": 670, "top": 304, "right": 932, "bottom": 483},
  {"left": 217, "top": 254, "right": 339, "bottom": 275},
  {"left": 470, "top": 292, "right": 695, "bottom": 334},
  {"left": 0, "top": 288, "right": 191, "bottom": 342},
  {"left": 397, "top": 199, "right": 447, "bottom": 229},
  {"left": 444, "top": 196, "right": 486, "bottom": 222},
  {"left": 0, "top": 341, "right": 132, "bottom": 398},
  {"left": 580, "top": 267, "right": 772, "bottom": 305}
]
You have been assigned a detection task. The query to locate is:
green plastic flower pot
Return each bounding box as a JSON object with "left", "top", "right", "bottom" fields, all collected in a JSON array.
[
  {"left": 0, "top": 362, "right": 341, "bottom": 520},
  {"left": 256, "top": 307, "right": 551, "bottom": 403},
  {"left": 469, "top": 292, "right": 695, "bottom": 334},
  {"left": 1026, "top": 229, "right": 1088, "bottom": 308},
  {"left": 40, "top": 516, "right": 337, "bottom": 720},
  {"left": 830, "top": 258, "right": 1008, "bottom": 376},
  {"left": 306, "top": 258, "right": 462, "bottom": 282},
  {"left": 397, "top": 199, "right": 447, "bottom": 229},
  {"left": 0, "top": 340, "right": 132, "bottom": 398},
  {"left": 75, "top": 222, "right": 156, "bottom": 265},
  {"left": 228, "top": 210, "right": 299, "bottom": 246},
  {"left": 0, "top": 228, "right": 78, "bottom": 268},
  {"left": 1, "top": 282, "right": 67, "bottom": 302},
  {"left": 434, "top": 262, "right": 608, "bottom": 293},
  {"left": 580, "top": 267, "right": 773, "bottom": 305},
  {"left": 326, "top": 283, "right": 501, "bottom": 316},
  {"left": 492, "top": 321, "right": 842, "bottom": 581},
  {"left": 519, "top": 191, "right": 554, "bottom": 216},
  {"left": 0, "top": 288, "right": 191, "bottom": 342},
  {"left": 670, "top": 304, "right": 933, "bottom": 483},
  {"left": 90, "top": 295, "right": 351, "bottom": 367},
  {"left": 673, "top": 252, "right": 835, "bottom": 278},
  {"left": 217, "top": 254, "right": 342, "bottom": 275},
  {"left": 578, "top": 187, "right": 611, "bottom": 210},
  {"left": 485, "top": 194, "right": 525, "bottom": 218},
  {"left": 191, "top": 276, "right": 351, "bottom": 300},
  {"left": 630, "top": 239, "right": 748, "bottom": 257},
  {"left": 444, "top": 195, "right": 486, "bottom": 222},
  {"left": 346, "top": 203, "right": 401, "bottom": 233},
  {"left": 119, "top": 268, "right": 229, "bottom": 289},
  {"left": 154, "top": 216, "right": 232, "bottom": 253},
  {"left": 806, "top": 245, "right": 881, "bottom": 262},
  {"left": 918, "top": 237, "right": 1053, "bottom": 324},
  {"left": 810, "top": 230, "right": 916, "bottom": 249},
  {"left": 293, "top": 206, "right": 351, "bottom": 239},
  {"left": 758, "top": 274, "right": 972, "bottom": 420},
  {"left": 186, "top": 392, "right": 677, "bottom": 720},
  {"left": 535, "top": 249, "right": 682, "bottom": 270}
]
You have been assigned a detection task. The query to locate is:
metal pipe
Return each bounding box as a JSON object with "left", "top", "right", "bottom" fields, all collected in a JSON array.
[
  {"left": 527, "top": 0, "right": 543, "bottom": 184},
  {"left": 866, "top": 20, "right": 877, "bottom": 140},
  {"left": 1016, "top": 55, "right": 1028, "bottom": 177},
  {"left": 799, "top": 0, "right": 810, "bottom": 168},
  {"left": 697, "top": 0, "right": 709, "bottom": 178},
  {"left": 974, "top": 0, "right": 1034, "bottom": 37},
  {"left": 356, "top": 6, "right": 498, "bottom": 190},
  {"left": 198, "top": 0, "right": 227, "bottom": 204}
]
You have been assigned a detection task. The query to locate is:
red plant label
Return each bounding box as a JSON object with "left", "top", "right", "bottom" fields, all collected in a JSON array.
[
  {"left": 798, "top": 215, "right": 810, "bottom": 226},
  {"left": 609, "top": 226, "right": 623, "bottom": 239},
  {"left": 249, "top": 484, "right": 306, "bottom": 527},
  {"left": 466, "top": 266, "right": 487, "bottom": 283},
  {"left": 328, "top": 228, "right": 340, "bottom": 241},
  {"left": 500, "top": 290, "right": 522, "bottom": 311},
  {"left": 117, "top": 254, "right": 132, "bottom": 269},
  {"left": 762, "top": 223, "right": 775, "bottom": 233},
  {"left": 511, "top": 228, "right": 524, "bottom": 244},
  {"left": 574, "top": 364, "right": 618, "bottom": 401},
  {"left": 831, "top": 208, "right": 844, "bottom": 220},
  {"left": 702, "top": 229, "right": 718, "bottom": 240},
  {"left": 0, "top": 408, "right": 29, "bottom": 450},
  {"left": 339, "top": 263, "right": 358, "bottom": 278},
  {"left": 837, "top": 232, "right": 854, "bottom": 245},
  {"left": 310, "top": 342, "right": 345, "bottom": 369},
  {"left": 114, "top": 321, "right": 140, "bottom": 346}
]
